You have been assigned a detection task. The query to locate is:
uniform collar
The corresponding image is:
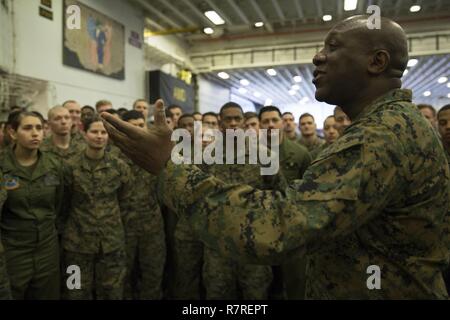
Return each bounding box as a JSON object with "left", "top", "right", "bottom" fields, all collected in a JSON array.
[
  {"left": 2, "top": 147, "right": 53, "bottom": 181},
  {"left": 80, "top": 150, "right": 111, "bottom": 171}
]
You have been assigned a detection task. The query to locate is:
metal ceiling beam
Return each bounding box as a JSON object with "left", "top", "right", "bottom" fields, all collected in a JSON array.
[
  {"left": 315, "top": 0, "right": 324, "bottom": 18},
  {"left": 395, "top": 0, "right": 403, "bottom": 17},
  {"left": 293, "top": 0, "right": 305, "bottom": 21},
  {"left": 205, "top": 0, "right": 234, "bottom": 25},
  {"left": 337, "top": 0, "right": 344, "bottom": 19},
  {"left": 230, "top": 72, "right": 266, "bottom": 104},
  {"left": 135, "top": 0, "right": 182, "bottom": 29},
  {"left": 283, "top": 68, "right": 310, "bottom": 100},
  {"left": 409, "top": 57, "right": 450, "bottom": 94},
  {"left": 250, "top": 70, "right": 293, "bottom": 105},
  {"left": 234, "top": 71, "right": 284, "bottom": 104},
  {"left": 249, "top": 0, "right": 275, "bottom": 33},
  {"left": 179, "top": 0, "right": 216, "bottom": 28},
  {"left": 242, "top": 70, "right": 291, "bottom": 105},
  {"left": 227, "top": 0, "right": 250, "bottom": 25},
  {"left": 357, "top": 0, "right": 367, "bottom": 14},
  {"left": 145, "top": 17, "right": 165, "bottom": 31},
  {"left": 157, "top": 0, "right": 198, "bottom": 27},
  {"left": 271, "top": 0, "right": 286, "bottom": 26}
]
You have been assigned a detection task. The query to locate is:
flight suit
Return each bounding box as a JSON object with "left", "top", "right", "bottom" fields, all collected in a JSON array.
[
  {"left": 0, "top": 148, "right": 64, "bottom": 299},
  {"left": 0, "top": 171, "right": 12, "bottom": 299},
  {"left": 62, "top": 151, "right": 133, "bottom": 300}
]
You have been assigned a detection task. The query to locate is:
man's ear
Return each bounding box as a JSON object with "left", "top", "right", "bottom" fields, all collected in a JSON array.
[{"left": 368, "top": 50, "right": 390, "bottom": 75}]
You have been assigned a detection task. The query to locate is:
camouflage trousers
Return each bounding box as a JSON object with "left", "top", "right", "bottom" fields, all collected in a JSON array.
[
  {"left": 172, "top": 218, "right": 204, "bottom": 300},
  {"left": 203, "top": 247, "right": 273, "bottom": 300},
  {"left": 281, "top": 255, "right": 307, "bottom": 299},
  {"left": 0, "top": 253, "right": 12, "bottom": 299},
  {"left": 2, "top": 234, "right": 60, "bottom": 300},
  {"left": 124, "top": 227, "right": 166, "bottom": 300},
  {"left": 63, "top": 249, "right": 126, "bottom": 300}
]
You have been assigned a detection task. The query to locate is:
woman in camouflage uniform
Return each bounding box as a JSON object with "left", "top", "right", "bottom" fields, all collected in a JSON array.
[{"left": 62, "top": 115, "right": 133, "bottom": 300}]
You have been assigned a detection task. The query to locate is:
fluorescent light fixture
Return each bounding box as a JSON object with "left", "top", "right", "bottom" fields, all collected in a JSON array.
[
  {"left": 240, "top": 79, "right": 250, "bottom": 86},
  {"left": 407, "top": 59, "right": 418, "bottom": 67},
  {"left": 448, "top": 93, "right": 450, "bottom": 99},
  {"left": 323, "top": 15, "right": 332, "bottom": 22},
  {"left": 403, "top": 69, "right": 409, "bottom": 76},
  {"left": 265, "top": 98, "right": 273, "bottom": 106},
  {"left": 410, "top": 5, "right": 421, "bottom": 12},
  {"left": 204, "top": 11, "right": 225, "bottom": 25},
  {"left": 300, "top": 97, "right": 310, "bottom": 104},
  {"left": 217, "top": 72, "right": 229, "bottom": 79},
  {"left": 293, "top": 76, "right": 302, "bottom": 83},
  {"left": 254, "top": 21, "right": 264, "bottom": 27},
  {"left": 344, "top": 0, "right": 358, "bottom": 11},
  {"left": 289, "top": 90, "right": 297, "bottom": 96},
  {"left": 291, "top": 84, "right": 300, "bottom": 91},
  {"left": 203, "top": 27, "right": 214, "bottom": 34},
  {"left": 238, "top": 87, "right": 248, "bottom": 94},
  {"left": 438, "top": 76, "right": 448, "bottom": 84},
  {"left": 254, "top": 91, "right": 261, "bottom": 98},
  {"left": 447, "top": 83, "right": 450, "bottom": 88},
  {"left": 423, "top": 91, "right": 431, "bottom": 97},
  {"left": 267, "top": 68, "right": 277, "bottom": 76}
]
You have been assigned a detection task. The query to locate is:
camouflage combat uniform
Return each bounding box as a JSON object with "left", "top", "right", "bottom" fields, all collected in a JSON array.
[
  {"left": 0, "top": 171, "right": 12, "bottom": 299},
  {"left": 158, "top": 89, "right": 450, "bottom": 299},
  {"left": 40, "top": 135, "right": 85, "bottom": 162},
  {"left": 276, "top": 138, "right": 311, "bottom": 299},
  {"left": 298, "top": 135, "right": 325, "bottom": 152},
  {"left": 121, "top": 155, "right": 166, "bottom": 300},
  {"left": 200, "top": 144, "right": 273, "bottom": 300},
  {"left": 0, "top": 149, "right": 64, "bottom": 299},
  {"left": 62, "top": 151, "right": 133, "bottom": 300}
]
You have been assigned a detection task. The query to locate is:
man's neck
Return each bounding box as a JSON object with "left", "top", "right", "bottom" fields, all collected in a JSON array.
[
  {"left": 285, "top": 131, "right": 296, "bottom": 140},
  {"left": 14, "top": 145, "right": 38, "bottom": 166},
  {"left": 301, "top": 134, "right": 316, "bottom": 143},
  {"left": 85, "top": 147, "right": 104, "bottom": 160},
  {"left": 342, "top": 82, "right": 401, "bottom": 120},
  {"left": 52, "top": 133, "right": 71, "bottom": 150}
]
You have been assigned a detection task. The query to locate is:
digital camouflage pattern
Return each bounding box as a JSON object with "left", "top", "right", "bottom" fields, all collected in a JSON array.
[
  {"left": 297, "top": 135, "right": 325, "bottom": 152},
  {"left": 0, "top": 171, "right": 12, "bottom": 299},
  {"left": 158, "top": 89, "right": 450, "bottom": 299},
  {"left": 279, "top": 138, "right": 311, "bottom": 183},
  {"left": 63, "top": 151, "right": 133, "bottom": 254},
  {"left": 62, "top": 151, "right": 133, "bottom": 299},
  {"left": 121, "top": 155, "right": 166, "bottom": 300},
  {"left": 40, "top": 135, "right": 85, "bottom": 162},
  {"left": 0, "top": 149, "right": 64, "bottom": 299},
  {"left": 310, "top": 142, "right": 331, "bottom": 160},
  {"left": 200, "top": 145, "right": 273, "bottom": 299}
]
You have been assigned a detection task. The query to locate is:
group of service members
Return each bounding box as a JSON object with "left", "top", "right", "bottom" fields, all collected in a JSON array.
[{"left": 0, "top": 97, "right": 449, "bottom": 300}]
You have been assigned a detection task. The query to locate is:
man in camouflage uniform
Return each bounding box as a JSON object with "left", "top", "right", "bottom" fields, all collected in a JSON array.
[
  {"left": 310, "top": 115, "right": 339, "bottom": 160},
  {"left": 62, "top": 116, "right": 133, "bottom": 300},
  {"left": 200, "top": 103, "right": 272, "bottom": 300},
  {"left": 41, "top": 106, "right": 85, "bottom": 161},
  {"left": 437, "top": 104, "right": 450, "bottom": 293},
  {"left": 121, "top": 111, "right": 166, "bottom": 299},
  {"left": 259, "top": 106, "right": 311, "bottom": 299},
  {"left": 102, "top": 15, "right": 450, "bottom": 299},
  {"left": 0, "top": 171, "right": 12, "bottom": 299},
  {"left": 171, "top": 113, "right": 205, "bottom": 299},
  {"left": 297, "top": 113, "right": 325, "bottom": 151},
  {"left": 63, "top": 100, "right": 85, "bottom": 147},
  {"left": 334, "top": 106, "right": 352, "bottom": 137},
  {"left": 282, "top": 112, "right": 300, "bottom": 143}
]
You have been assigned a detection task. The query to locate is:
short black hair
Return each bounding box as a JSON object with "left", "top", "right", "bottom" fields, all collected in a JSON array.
[
  {"left": 438, "top": 104, "right": 450, "bottom": 120},
  {"left": 10, "top": 111, "right": 44, "bottom": 130},
  {"left": 282, "top": 112, "right": 294, "bottom": 117},
  {"left": 219, "top": 102, "right": 243, "bottom": 117},
  {"left": 168, "top": 105, "right": 183, "bottom": 112},
  {"left": 258, "top": 106, "right": 282, "bottom": 120},
  {"left": 82, "top": 114, "right": 103, "bottom": 132},
  {"left": 105, "top": 109, "right": 118, "bottom": 115},
  {"left": 122, "top": 110, "right": 145, "bottom": 122},
  {"left": 244, "top": 112, "right": 258, "bottom": 121},
  {"left": 202, "top": 112, "right": 218, "bottom": 120},
  {"left": 178, "top": 113, "right": 194, "bottom": 123},
  {"left": 193, "top": 111, "right": 202, "bottom": 116},
  {"left": 81, "top": 105, "right": 95, "bottom": 113},
  {"left": 299, "top": 113, "right": 315, "bottom": 122},
  {"left": 418, "top": 104, "right": 436, "bottom": 117}
]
